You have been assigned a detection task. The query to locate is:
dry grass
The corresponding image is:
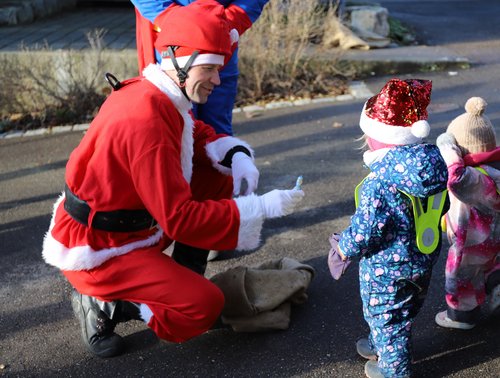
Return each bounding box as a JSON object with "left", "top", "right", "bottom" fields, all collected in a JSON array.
[
  {"left": 0, "top": 29, "right": 137, "bottom": 133},
  {"left": 237, "top": 0, "right": 348, "bottom": 106},
  {"left": 0, "top": 1, "right": 349, "bottom": 133}
]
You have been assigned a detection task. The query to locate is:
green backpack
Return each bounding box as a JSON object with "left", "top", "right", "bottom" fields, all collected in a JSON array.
[{"left": 354, "top": 175, "right": 448, "bottom": 254}]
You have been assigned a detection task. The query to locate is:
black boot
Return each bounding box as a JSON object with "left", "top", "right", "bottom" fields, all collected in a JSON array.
[
  {"left": 172, "top": 241, "right": 210, "bottom": 275},
  {"left": 114, "top": 300, "right": 142, "bottom": 323},
  {"left": 71, "top": 290, "right": 125, "bottom": 358}
]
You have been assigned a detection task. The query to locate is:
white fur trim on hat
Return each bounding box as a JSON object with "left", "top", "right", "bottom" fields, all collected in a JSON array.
[
  {"left": 160, "top": 53, "right": 225, "bottom": 71},
  {"left": 230, "top": 28, "right": 239, "bottom": 45},
  {"left": 359, "top": 103, "right": 430, "bottom": 145}
]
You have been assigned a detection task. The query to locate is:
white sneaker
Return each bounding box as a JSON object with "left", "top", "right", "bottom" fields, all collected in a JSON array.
[
  {"left": 356, "top": 338, "right": 377, "bottom": 360},
  {"left": 487, "top": 285, "right": 500, "bottom": 316},
  {"left": 364, "top": 361, "right": 384, "bottom": 378},
  {"left": 435, "top": 310, "right": 476, "bottom": 330}
]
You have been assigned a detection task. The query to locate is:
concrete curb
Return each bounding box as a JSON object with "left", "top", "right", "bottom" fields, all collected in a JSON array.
[
  {"left": 1, "top": 123, "right": 90, "bottom": 139},
  {"left": 0, "top": 82, "right": 374, "bottom": 140},
  {"left": 317, "top": 45, "right": 471, "bottom": 78}
]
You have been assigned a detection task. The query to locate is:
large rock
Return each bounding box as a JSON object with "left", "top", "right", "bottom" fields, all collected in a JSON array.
[
  {"left": 322, "top": 5, "right": 391, "bottom": 50},
  {"left": 346, "top": 5, "right": 390, "bottom": 38}
]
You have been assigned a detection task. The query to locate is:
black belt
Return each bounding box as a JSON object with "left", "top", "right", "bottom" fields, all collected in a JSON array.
[{"left": 63, "top": 185, "right": 157, "bottom": 232}]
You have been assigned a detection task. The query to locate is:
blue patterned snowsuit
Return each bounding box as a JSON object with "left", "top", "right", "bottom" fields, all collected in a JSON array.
[{"left": 339, "top": 144, "right": 448, "bottom": 377}]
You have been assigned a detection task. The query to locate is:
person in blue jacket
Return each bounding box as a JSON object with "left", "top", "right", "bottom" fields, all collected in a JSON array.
[
  {"left": 335, "top": 79, "right": 449, "bottom": 378},
  {"left": 131, "top": 0, "right": 270, "bottom": 136}
]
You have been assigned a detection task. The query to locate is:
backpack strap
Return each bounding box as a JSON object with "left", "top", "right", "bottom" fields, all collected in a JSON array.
[
  {"left": 474, "top": 166, "right": 500, "bottom": 194},
  {"left": 354, "top": 175, "right": 369, "bottom": 208},
  {"left": 399, "top": 189, "right": 448, "bottom": 254}
]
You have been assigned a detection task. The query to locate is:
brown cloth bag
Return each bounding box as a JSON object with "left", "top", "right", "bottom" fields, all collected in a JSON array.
[{"left": 210, "top": 257, "right": 315, "bottom": 332}]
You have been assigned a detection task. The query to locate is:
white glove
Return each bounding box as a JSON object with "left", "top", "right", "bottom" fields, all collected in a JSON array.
[
  {"left": 232, "top": 152, "right": 259, "bottom": 196},
  {"left": 436, "top": 133, "right": 462, "bottom": 166},
  {"left": 259, "top": 189, "right": 305, "bottom": 218}
]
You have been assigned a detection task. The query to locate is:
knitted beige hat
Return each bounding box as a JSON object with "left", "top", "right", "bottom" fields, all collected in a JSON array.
[{"left": 446, "top": 97, "right": 497, "bottom": 154}]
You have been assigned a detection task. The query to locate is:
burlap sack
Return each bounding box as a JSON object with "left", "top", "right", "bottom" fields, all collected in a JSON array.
[{"left": 210, "top": 257, "right": 315, "bottom": 332}]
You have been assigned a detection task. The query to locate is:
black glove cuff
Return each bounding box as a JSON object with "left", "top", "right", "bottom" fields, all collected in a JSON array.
[{"left": 219, "top": 145, "right": 252, "bottom": 168}]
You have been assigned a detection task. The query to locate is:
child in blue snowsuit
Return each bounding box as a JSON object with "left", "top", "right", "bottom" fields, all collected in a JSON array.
[{"left": 335, "top": 79, "right": 449, "bottom": 378}]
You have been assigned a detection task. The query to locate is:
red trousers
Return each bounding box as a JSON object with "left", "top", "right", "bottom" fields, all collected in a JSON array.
[
  {"left": 63, "top": 167, "right": 232, "bottom": 342},
  {"left": 64, "top": 247, "right": 224, "bottom": 342}
]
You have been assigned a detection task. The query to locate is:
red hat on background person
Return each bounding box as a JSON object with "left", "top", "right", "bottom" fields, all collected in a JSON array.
[
  {"left": 360, "top": 78, "right": 433, "bottom": 147},
  {"left": 153, "top": 0, "right": 238, "bottom": 73}
]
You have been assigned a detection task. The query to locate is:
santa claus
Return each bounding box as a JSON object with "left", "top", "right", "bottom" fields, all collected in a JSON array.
[{"left": 42, "top": 0, "right": 304, "bottom": 358}]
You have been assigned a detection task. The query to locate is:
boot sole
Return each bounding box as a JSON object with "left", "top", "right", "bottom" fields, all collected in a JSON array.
[
  {"left": 356, "top": 339, "right": 377, "bottom": 360},
  {"left": 434, "top": 311, "right": 475, "bottom": 330}
]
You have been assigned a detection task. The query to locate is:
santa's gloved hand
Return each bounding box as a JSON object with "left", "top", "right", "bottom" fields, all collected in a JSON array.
[
  {"left": 436, "top": 133, "right": 462, "bottom": 166},
  {"left": 259, "top": 189, "right": 304, "bottom": 218},
  {"left": 232, "top": 152, "right": 259, "bottom": 196}
]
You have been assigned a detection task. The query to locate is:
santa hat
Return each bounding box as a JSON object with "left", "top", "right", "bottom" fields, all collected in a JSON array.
[
  {"left": 360, "top": 78, "right": 432, "bottom": 145},
  {"left": 153, "top": 0, "right": 238, "bottom": 72}
]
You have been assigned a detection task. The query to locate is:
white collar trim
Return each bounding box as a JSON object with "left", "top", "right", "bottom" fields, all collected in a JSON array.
[{"left": 142, "top": 63, "right": 192, "bottom": 113}]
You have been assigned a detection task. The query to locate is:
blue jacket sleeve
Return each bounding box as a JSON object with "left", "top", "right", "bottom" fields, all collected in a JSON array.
[
  {"left": 231, "top": 0, "right": 269, "bottom": 23},
  {"left": 132, "top": 0, "right": 269, "bottom": 24},
  {"left": 131, "top": 0, "right": 186, "bottom": 23}
]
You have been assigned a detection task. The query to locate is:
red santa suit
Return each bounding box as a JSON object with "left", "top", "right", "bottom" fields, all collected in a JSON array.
[{"left": 42, "top": 63, "right": 266, "bottom": 342}]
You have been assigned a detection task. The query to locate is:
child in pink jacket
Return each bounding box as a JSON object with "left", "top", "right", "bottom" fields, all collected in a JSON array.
[{"left": 435, "top": 97, "right": 500, "bottom": 329}]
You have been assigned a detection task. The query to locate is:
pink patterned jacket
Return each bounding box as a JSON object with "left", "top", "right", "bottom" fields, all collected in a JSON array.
[{"left": 443, "top": 146, "right": 500, "bottom": 311}]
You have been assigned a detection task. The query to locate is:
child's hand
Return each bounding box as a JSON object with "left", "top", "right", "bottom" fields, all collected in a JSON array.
[
  {"left": 330, "top": 233, "right": 348, "bottom": 261},
  {"left": 436, "top": 133, "right": 462, "bottom": 166},
  {"left": 327, "top": 233, "right": 352, "bottom": 280},
  {"left": 337, "top": 246, "right": 347, "bottom": 261}
]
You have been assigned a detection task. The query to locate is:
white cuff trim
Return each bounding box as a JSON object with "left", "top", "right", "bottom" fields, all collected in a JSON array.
[
  {"left": 205, "top": 137, "right": 254, "bottom": 175},
  {"left": 233, "top": 194, "right": 264, "bottom": 250}
]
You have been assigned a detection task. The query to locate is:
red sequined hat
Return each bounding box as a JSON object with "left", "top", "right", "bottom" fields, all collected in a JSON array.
[
  {"left": 360, "top": 78, "right": 432, "bottom": 145},
  {"left": 154, "top": 0, "right": 238, "bottom": 71}
]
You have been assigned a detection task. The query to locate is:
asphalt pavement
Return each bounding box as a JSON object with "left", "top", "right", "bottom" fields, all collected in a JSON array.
[{"left": 0, "top": 1, "right": 499, "bottom": 377}]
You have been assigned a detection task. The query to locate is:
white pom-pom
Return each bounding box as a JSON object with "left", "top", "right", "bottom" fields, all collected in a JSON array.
[
  {"left": 464, "top": 97, "right": 487, "bottom": 116},
  {"left": 230, "top": 29, "right": 239, "bottom": 45},
  {"left": 411, "top": 120, "right": 430, "bottom": 138}
]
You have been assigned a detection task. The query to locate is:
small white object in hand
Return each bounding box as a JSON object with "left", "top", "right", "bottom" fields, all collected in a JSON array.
[{"left": 294, "top": 176, "right": 303, "bottom": 190}]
